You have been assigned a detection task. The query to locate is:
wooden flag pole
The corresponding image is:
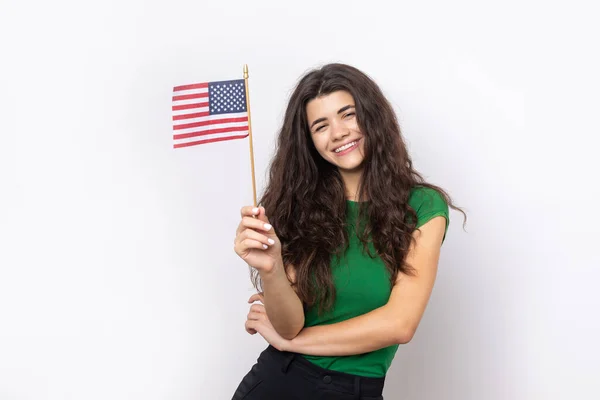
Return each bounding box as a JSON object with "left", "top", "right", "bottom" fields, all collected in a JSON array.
[{"left": 243, "top": 64, "right": 258, "bottom": 207}]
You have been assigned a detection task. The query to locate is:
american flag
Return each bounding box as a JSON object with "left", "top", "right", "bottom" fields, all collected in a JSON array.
[{"left": 172, "top": 79, "right": 249, "bottom": 149}]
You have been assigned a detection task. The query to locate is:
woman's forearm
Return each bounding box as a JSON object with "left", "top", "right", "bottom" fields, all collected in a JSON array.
[
  {"left": 260, "top": 261, "right": 305, "bottom": 340},
  {"left": 286, "top": 304, "right": 408, "bottom": 356}
]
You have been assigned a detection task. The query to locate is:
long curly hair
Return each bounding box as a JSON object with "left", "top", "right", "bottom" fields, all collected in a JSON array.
[{"left": 254, "top": 63, "right": 466, "bottom": 314}]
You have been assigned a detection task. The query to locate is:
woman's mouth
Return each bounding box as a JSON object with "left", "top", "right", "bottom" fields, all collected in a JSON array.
[{"left": 333, "top": 138, "right": 361, "bottom": 156}]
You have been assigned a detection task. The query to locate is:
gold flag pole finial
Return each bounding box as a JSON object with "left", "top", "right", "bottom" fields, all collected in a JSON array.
[{"left": 243, "top": 64, "right": 257, "bottom": 207}]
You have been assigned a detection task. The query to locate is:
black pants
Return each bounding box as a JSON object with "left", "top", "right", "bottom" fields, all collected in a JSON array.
[{"left": 232, "top": 345, "right": 385, "bottom": 400}]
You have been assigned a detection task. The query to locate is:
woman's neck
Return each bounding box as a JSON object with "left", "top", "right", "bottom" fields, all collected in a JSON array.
[{"left": 340, "top": 168, "right": 365, "bottom": 201}]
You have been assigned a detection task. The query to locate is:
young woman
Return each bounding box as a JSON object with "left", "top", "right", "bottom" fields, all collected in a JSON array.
[{"left": 231, "top": 63, "right": 465, "bottom": 400}]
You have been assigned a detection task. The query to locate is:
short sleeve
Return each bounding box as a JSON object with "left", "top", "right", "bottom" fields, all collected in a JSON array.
[{"left": 408, "top": 187, "right": 450, "bottom": 243}]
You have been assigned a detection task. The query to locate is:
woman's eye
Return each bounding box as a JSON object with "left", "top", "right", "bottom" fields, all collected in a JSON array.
[
  {"left": 344, "top": 112, "right": 355, "bottom": 118},
  {"left": 315, "top": 125, "right": 326, "bottom": 132}
]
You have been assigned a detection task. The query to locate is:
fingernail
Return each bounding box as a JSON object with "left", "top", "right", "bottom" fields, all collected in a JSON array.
[
  {"left": 262, "top": 244, "right": 268, "bottom": 249},
  {"left": 252, "top": 207, "right": 259, "bottom": 214},
  {"left": 264, "top": 223, "right": 272, "bottom": 230},
  {"left": 268, "top": 238, "right": 275, "bottom": 245}
]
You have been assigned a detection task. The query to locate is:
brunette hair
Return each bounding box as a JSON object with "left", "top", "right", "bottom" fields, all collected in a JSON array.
[{"left": 255, "top": 63, "right": 466, "bottom": 314}]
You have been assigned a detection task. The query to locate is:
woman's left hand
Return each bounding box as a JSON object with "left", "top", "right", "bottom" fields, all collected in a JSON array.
[{"left": 245, "top": 294, "right": 292, "bottom": 352}]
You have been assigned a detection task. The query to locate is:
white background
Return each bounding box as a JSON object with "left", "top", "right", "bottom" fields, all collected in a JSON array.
[{"left": 1, "top": 0, "right": 598, "bottom": 399}]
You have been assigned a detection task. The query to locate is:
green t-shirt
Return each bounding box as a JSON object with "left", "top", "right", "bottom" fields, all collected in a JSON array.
[{"left": 301, "top": 186, "right": 450, "bottom": 377}]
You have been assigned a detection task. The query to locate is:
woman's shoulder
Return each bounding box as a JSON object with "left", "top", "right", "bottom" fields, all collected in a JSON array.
[
  {"left": 408, "top": 186, "right": 450, "bottom": 229},
  {"left": 408, "top": 186, "right": 447, "bottom": 204}
]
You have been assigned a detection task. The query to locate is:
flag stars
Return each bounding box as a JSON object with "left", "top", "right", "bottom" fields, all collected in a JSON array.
[{"left": 208, "top": 80, "right": 247, "bottom": 115}]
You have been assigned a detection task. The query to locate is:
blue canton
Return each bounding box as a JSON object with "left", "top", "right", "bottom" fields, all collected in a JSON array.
[{"left": 208, "top": 79, "right": 247, "bottom": 115}]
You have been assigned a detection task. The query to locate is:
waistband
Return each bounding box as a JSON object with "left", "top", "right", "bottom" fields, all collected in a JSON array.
[{"left": 263, "top": 345, "right": 385, "bottom": 397}]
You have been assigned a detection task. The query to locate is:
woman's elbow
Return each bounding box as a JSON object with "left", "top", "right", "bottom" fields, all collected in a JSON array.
[
  {"left": 277, "top": 317, "right": 305, "bottom": 340},
  {"left": 395, "top": 326, "right": 417, "bottom": 344},
  {"left": 281, "top": 331, "right": 300, "bottom": 340}
]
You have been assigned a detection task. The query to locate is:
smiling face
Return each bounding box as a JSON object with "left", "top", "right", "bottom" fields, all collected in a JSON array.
[{"left": 306, "top": 90, "right": 366, "bottom": 178}]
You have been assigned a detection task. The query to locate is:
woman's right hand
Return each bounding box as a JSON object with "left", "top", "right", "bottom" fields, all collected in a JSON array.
[{"left": 233, "top": 206, "right": 283, "bottom": 275}]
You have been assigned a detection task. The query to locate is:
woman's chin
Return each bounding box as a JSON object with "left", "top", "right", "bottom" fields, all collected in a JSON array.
[{"left": 335, "top": 160, "right": 365, "bottom": 174}]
